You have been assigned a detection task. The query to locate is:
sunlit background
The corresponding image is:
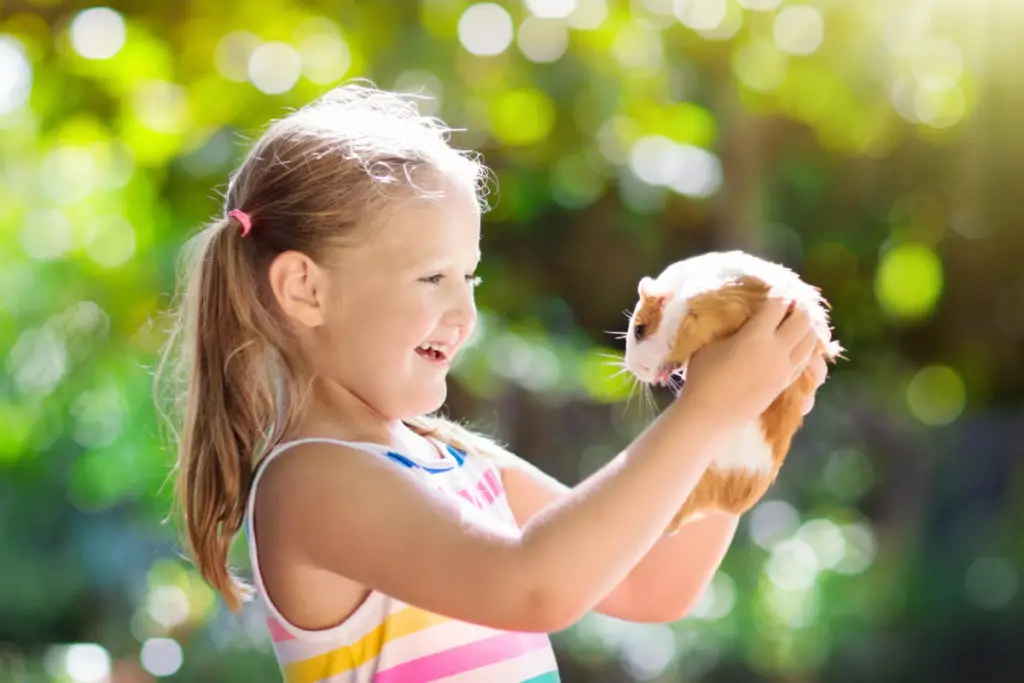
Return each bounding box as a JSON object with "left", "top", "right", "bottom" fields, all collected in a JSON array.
[{"left": 1, "top": 0, "right": 1021, "bottom": 681}]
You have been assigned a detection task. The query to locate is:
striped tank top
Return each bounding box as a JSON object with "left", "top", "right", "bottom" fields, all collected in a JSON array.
[{"left": 244, "top": 435, "right": 562, "bottom": 683}]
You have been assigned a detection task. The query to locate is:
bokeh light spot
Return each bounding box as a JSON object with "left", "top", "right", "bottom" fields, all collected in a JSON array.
[
  {"left": 749, "top": 500, "right": 800, "bottom": 549},
  {"left": 906, "top": 365, "right": 966, "bottom": 425},
  {"left": 794, "top": 518, "right": 846, "bottom": 569},
  {"left": 875, "top": 242, "right": 944, "bottom": 319},
  {"left": 147, "top": 585, "right": 191, "bottom": 628},
  {"left": 834, "top": 523, "right": 877, "bottom": 574},
  {"left": 822, "top": 447, "right": 874, "bottom": 500},
  {"left": 965, "top": 557, "right": 1019, "bottom": 610},
  {"left": 911, "top": 37, "right": 963, "bottom": 89},
  {"left": 773, "top": 5, "right": 824, "bottom": 55},
  {"left": 299, "top": 30, "right": 351, "bottom": 85},
  {"left": 8, "top": 327, "right": 67, "bottom": 396},
  {"left": 619, "top": 623, "right": 676, "bottom": 680},
  {"left": 913, "top": 83, "right": 966, "bottom": 129},
  {"left": 248, "top": 42, "right": 302, "bottom": 94},
  {"left": 491, "top": 89, "right": 556, "bottom": 146},
  {"left": 69, "top": 8, "right": 126, "bottom": 60},
  {"left": 517, "top": 16, "right": 570, "bottom": 63},
  {"left": 738, "top": 0, "right": 782, "bottom": 9},
  {"left": 215, "top": 31, "right": 260, "bottom": 82},
  {"left": 690, "top": 571, "right": 736, "bottom": 619},
  {"left": 132, "top": 80, "right": 189, "bottom": 134},
  {"left": 567, "top": 0, "right": 608, "bottom": 29},
  {"left": 612, "top": 24, "right": 664, "bottom": 73},
  {"left": 674, "top": 0, "right": 728, "bottom": 31},
  {"left": 733, "top": 40, "right": 787, "bottom": 92},
  {"left": 0, "top": 36, "right": 32, "bottom": 116},
  {"left": 665, "top": 102, "right": 718, "bottom": 148},
  {"left": 526, "top": 0, "right": 578, "bottom": 18},
  {"left": 140, "top": 638, "right": 183, "bottom": 677},
  {"left": 766, "top": 539, "right": 819, "bottom": 590},
  {"left": 629, "top": 136, "right": 722, "bottom": 198},
  {"left": 65, "top": 643, "right": 111, "bottom": 683},
  {"left": 458, "top": 3, "right": 515, "bottom": 56},
  {"left": 85, "top": 214, "right": 136, "bottom": 267},
  {"left": 20, "top": 208, "right": 73, "bottom": 261}
]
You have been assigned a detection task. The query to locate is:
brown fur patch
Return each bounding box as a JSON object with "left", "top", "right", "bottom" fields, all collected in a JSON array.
[
  {"left": 665, "top": 276, "right": 772, "bottom": 369},
  {"left": 632, "top": 291, "right": 669, "bottom": 341}
]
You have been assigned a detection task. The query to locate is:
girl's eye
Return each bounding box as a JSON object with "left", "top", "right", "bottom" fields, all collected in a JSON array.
[{"left": 422, "top": 273, "right": 482, "bottom": 287}]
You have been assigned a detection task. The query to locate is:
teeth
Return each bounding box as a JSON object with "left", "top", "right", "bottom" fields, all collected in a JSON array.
[{"left": 418, "top": 342, "right": 448, "bottom": 354}]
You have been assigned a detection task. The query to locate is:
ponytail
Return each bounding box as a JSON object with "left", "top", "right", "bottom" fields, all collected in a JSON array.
[{"left": 156, "top": 218, "right": 310, "bottom": 612}]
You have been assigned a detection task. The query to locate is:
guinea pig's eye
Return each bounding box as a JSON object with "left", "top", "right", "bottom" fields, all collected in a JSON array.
[{"left": 634, "top": 324, "right": 647, "bottom": 340}]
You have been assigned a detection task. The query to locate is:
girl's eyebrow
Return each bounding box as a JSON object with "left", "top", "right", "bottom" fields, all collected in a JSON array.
[{"left": 413, "top": 253, "right": 483, "bottom": 270}]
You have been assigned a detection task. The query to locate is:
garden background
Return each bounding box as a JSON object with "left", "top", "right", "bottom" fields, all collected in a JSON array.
[{"left": 1, "top": 0, "right": 1022, "bottom": 681}]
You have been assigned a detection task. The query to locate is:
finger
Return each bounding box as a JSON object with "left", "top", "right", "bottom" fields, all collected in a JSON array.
[
  {"left": 801, "top": 394, "right": 816, "bottom": 416},
  {"left": 778, "top": 306, "right": 814, "bottom": 345},
  {"left": 807, "top": 353, "right": 828, "bottom": 388},
  {"left": 790, "top": 329, "right": 818, "bottom": 366},
  {"left": 750, "top": 297, "right": 792, "bottom": 331}
]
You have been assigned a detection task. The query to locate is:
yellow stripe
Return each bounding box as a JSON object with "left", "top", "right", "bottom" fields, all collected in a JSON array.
[{"left": 283, "top": 607, "right": 449, "bottom": 683}]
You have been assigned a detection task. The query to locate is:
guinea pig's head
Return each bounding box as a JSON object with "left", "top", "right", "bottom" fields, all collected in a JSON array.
[{"left": 626, "top": 275, "right": 774, "bottom": 386}]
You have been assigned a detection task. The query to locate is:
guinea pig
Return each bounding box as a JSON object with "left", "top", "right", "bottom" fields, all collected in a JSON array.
[{"left": 624, "top": 250, "right": 843, "bottom": 533}]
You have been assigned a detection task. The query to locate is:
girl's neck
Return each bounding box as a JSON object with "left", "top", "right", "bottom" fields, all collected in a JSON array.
[{"left": 286, "top": 377, "right": 418, "bottom": 448}]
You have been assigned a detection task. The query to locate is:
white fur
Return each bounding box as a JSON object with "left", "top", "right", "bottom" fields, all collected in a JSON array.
[
  {"left": 713, "top": 420, "right": 774, "bottom": 475},
  {"left": 624, "top": 294, "right": 689, "bottom": 383}
]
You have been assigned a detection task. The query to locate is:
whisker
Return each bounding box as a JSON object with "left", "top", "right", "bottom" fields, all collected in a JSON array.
[
  {"left": 623, "top": 378, "right": 636, "bottom": 417},
  {"left": 643, "top": 383, "right": 656, "bottom": 419}
]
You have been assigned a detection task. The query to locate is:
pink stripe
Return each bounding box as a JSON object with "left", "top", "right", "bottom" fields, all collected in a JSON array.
[
  {"left": 455, "top": 489, "right": 477, "bottom": 506},
  {"left": 483, "top": 469, "right": 503, "bottom": 498},
  {"left": 475, "top": 478, "right": 496, "bottom": 505},
  {"left": 374, "top": 631, "right": 549, "bottom": 683},
  {"left": 266, "top": 616, "right": 294, "bottom": 642}
]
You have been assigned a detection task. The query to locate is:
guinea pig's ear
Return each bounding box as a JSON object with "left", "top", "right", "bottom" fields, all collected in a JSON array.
[{"left": 638, "top": 276, "right": 656, "bottom": 298}]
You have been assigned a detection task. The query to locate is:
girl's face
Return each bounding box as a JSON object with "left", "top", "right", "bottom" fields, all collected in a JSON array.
[{"left": 315, "top": 177, "right": 481, "bottom": 420}]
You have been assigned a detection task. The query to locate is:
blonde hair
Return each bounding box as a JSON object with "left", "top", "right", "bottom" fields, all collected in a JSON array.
[{"left": 154, "top": 83, "right": 519, "bottom": 612}]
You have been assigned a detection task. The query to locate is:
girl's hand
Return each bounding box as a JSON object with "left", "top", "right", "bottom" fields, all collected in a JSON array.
[{"left": 683, "top": 298, "right": 817, "bottom": 424}]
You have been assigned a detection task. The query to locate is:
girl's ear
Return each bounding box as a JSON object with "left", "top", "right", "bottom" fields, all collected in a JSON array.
[{"left": 268, "top": 251, "right": 328, "bottom": 329}]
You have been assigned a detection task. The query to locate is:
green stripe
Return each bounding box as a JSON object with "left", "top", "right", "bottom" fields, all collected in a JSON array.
[{"left": 521, "top": 672, "right": 560, "bottom": 683}]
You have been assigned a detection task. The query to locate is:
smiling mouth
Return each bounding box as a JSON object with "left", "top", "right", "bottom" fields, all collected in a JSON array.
[{"left": 416, "top": 343, "right": 452, "bottom": 365}]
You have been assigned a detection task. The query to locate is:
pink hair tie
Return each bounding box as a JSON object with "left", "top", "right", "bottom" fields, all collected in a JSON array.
[{"left": 228, "top": 209, "right": 252, "bottom": 237}]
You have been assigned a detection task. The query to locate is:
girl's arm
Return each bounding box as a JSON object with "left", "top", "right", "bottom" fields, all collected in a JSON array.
[
  {"left": 498, "top": 352, "right": 830, "bottom": 623},
  {"left": 501, "top": 462, "right": 739, "bottom": 623},
  {"left": 261, "top": 392, "right": 739, "bottom": 633}
]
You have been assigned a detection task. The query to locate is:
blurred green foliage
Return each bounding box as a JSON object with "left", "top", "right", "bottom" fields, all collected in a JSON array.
[{"left": 1, "top": 0, "right": 1022, "bottom": 682}]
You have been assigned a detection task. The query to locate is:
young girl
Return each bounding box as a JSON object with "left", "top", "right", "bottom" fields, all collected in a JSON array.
[{"left": 157, "top": 84, "right": 826, "bottom": 682}]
